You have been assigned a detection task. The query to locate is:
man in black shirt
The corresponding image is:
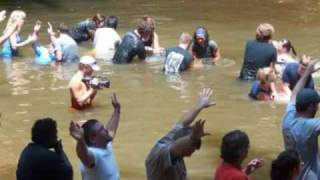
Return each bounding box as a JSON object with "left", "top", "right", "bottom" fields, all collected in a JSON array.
[
  {"left": 16, "top": 118, "right": 73, "bottom": 180},
  {"left": 113, "top": 19, "right": 152, "bottom": 64}
]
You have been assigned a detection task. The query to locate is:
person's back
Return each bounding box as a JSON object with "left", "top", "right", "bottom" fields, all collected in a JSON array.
[
  {"left": 55, "top": 34, "right": 79, "bottom": 62},
  {"left": 282, "top": 63, "right": 314, "bottom": 91},
  {"left": 164, "top": 46, "right": 192, "bottom": 73},
  {"left": 112, "top": 31, "right": 145, "bottom": 64},
  {"left": 17, "top": 143, "right": 72, "bottom": 180},
  {"left": 239, "top": 39, "right": 277, "bottom": 80},
  {"left": 282, "top": 104, "right": 320, "bottom": 179},
  {"left": 69, "top": 20, "right": 96, "bottom": 43},
  {"left": 94, "top": 27, "right": 121, "bottom": 60},
  {"left": 145, "top": 124, "right": 189, "bottom": 180}
]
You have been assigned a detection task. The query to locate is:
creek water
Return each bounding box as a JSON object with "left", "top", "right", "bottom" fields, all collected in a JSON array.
[{"left": 1, "top": 0, "right": 320, "bottom": 179}]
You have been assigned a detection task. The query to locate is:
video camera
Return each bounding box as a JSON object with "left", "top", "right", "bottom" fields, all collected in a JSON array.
[{"left": 82, "top": 76, "right": 110, "bottom": 89}]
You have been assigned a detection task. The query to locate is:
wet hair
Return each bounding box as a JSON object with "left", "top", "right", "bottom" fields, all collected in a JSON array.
[
  {"left": 142, "top": 15, "right": 155, "bottom": 31},
  {"left": 5, "top": 10, "right": 26, "bottom": 33},
  {"left": 82, "top": 119, "right": 99, "bottom": 146},
  {"left": 92, "top": 13, "right": 106, "bottom": 26},
  {"left": 256, "top": 23, "right": 274, "bottom": 42},
  {"left": 271, "top": 149, "right": 300, "bottom": 180},
  {"left": 281, "top": 39, "right": 297, "bottom": 56},
  {"left": 296, "top": 102, "right": 315, "bottom": 112},
  {"left": 179, "top": 32, "right": 192, "bottom": 44},
  {"left": 137, "top": 19, "right": 153, "bottom": 35},
  {"left": 106, "top": 16, "right": 118, "bottom": 30},
  {"left": 220, "top": 130, "right": 249, "bottom": 164},
  {"left": 58, "top": 23, "right": 69, "bottom": 34},
  {"left": 193, "top": 26, "right": 210, "bottom": 47},
  {"left": 31, "top": 118, "right": 57, "bottom": 145},
  {"left": 256, "top": 67, "right": 276, "bottom": 85}
]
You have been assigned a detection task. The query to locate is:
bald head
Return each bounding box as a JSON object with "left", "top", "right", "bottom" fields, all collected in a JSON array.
[{"left": 179, "top": 32, "right": 192, "bottom": 45}]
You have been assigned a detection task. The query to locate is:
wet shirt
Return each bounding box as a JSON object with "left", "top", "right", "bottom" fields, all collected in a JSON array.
[
  {"left": 93, "top": 27, "right": 121, "bottom": 61},
  {"left": 1, "top": 34, "right": 21, "bottom": 58},
  {"left": 164, "top": 46, "right": 193, "bottom": 73},
  {"left": 68, "top": 20, "right": 96, "bottom": 43},
  {"left": 282, "top": 63, "right": 314, "bottom": 90},
  {"left": 55, "top": 34, "right": 79, "bottom": 63},
  {"left": 214, "top": 160, "right": 250, "bottom": 180},
  {"left": 16, "top": 143, "right": 73, "bottom": 180},
  {"left": 113, "top": 32, "right": 146, "bottom": 64},
  {"left": 239, "top": 39, "right": 277, "bottom": 81},
  {"left": 192, "top": 40, "right": 218, "bottom": 59},
  {"left": 282, "top": 102, "right": 320, "bottom": 180},
  {"left": 145, "top": 124, "right": 191, "bottom": 180},
  {"left": 80, "top": 142, "right": 119, "bottom": 180},
  {"left": 248, "top": 80, "right": 272, "bottom": 100}
]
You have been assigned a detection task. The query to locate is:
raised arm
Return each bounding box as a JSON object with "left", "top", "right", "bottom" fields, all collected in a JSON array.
[
  {"left": 170, "top": 119, "right": 210, "bottom": 158},
  {"left": 290, "top": 56, "right": 319, "bottom": 102},
  {"left": 106, "top": 93, "right": 121, "bottom": 139},
  {"left": 179, "top": 88, "right": 215, "bottom": 127},
  {"left": 69, "top": 121, "right": 95, "bottom": 167}
]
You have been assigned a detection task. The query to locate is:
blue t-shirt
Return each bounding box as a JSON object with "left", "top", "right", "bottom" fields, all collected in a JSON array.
[
  {"left": 282, "top": 102, "right": 320, "bottom": 179},
  {"left": 164, "top": 46, "right": 193, "bottom": 73},
  {"left": 282, "top": 63, "right": 314, "bottom": 90},
  {"left": 113, "top": 32, "right": 146, "bottom": 64},
  {"left": 248, "top": 80, "right": 271, "bottom": 100},
  {"left": 239, "top": 39, "right": 277, "bottom": 81}
]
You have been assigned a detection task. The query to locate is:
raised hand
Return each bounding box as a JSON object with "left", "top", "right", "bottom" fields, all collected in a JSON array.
[
  {"left": 69, "top": 121, "right": 84, "bottom": 141},
  {"left": 47, "top": 22, "right": 54, "bottom": 36},
  {"left": 111, "top": 93, "right": 121, "bottom": 110},
  {"left": 243, "top": 158, "right": 264, "bottom": 174},
  {"left": 33, "top": 20, "right": 42, "bottom": 32},
  {"left": 190, "top": 119, "right": 210, "bottom": 140},
  {"left": 0, "top": 10, "right": 6, "bottom": 22},
  {"left": 198, "top": 88, "right": 215, "bottom": 108}
]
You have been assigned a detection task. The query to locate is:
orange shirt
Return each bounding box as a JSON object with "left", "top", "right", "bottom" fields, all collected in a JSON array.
[{"left": 214, "top": 160, "right": 250, "bottom": 180}]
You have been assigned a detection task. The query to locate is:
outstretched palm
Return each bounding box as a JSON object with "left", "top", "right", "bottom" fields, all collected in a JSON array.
[
  {"left": 111, "top": 93, "right": 121, "bottom": 110},
  {"left": 191, "top": 119, "right": 210, "bottom": 140},
  {"left": 69, "top": 121, "right": 84, "bottom": 141},
  {"left": 198, "top": 88, "right": 215, "bottom": 108}
]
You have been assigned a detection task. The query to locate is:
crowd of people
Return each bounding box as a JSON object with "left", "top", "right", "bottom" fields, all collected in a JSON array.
[{"left": 0, "top": 8, "right": 319, "bottom": 180}]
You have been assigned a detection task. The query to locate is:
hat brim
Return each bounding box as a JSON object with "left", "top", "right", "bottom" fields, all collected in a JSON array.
[{"left": 91, "top": 64, "right": 100, "bottom": 71}]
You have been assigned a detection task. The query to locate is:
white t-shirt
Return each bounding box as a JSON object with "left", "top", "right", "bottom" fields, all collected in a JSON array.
[
  {"left": 80, "top": 142, "right": 120, "bottom": 180},
  {"left": 93, "top": 28, "right": 121, "bottom": 61}
]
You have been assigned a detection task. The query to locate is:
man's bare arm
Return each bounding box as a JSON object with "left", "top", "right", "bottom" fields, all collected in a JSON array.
[
  {"left": 69, "top": 121, "right": 95, "bottom": 167},
  {"left": 106, "top": 93, "right": 121, "bottom": 139}
]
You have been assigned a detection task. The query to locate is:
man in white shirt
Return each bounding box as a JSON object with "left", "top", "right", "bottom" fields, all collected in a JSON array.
[
  {"left": 93, "top": 16, "right": 121, "bottom": 61},
  {"left": 69, "top": 93, "right": 121, "bottom": 180}
]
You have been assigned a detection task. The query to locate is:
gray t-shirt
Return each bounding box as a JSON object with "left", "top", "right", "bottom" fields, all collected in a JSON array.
[
  {"left": 145, "top": 124, "right": 191, "bottom": 180},
  {"left": 282, "top": 102, "right": 320, "bottom": 179},
  {"left": 55, "top": 34, "right": 79, "bottom": 62}
]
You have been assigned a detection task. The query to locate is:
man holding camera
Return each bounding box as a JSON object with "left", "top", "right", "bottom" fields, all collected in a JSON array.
[{"left": 69, "top": 55, "right": 101, "bottom": 110}]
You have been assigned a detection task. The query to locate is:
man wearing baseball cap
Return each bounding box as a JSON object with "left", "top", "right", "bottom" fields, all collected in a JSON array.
[
  {"left": 69, "top": 55, "right": 100, "bottom": 110},
  {"left": 282, "top": 58, "right": 320, "bottom": 179}
]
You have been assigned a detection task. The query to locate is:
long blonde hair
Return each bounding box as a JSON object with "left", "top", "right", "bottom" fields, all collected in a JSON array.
[{"left": 4, "top": 10, "right": 26, "bottom": 33}]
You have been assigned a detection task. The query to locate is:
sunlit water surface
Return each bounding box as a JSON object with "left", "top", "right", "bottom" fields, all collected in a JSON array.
[{"left": 1, "top": 0, "right": 320, "bottom": 179}]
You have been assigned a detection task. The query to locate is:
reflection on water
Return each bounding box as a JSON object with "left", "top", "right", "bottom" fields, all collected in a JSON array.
[{"left": 1, "top": 0, "right": 320, "bottom": 179}]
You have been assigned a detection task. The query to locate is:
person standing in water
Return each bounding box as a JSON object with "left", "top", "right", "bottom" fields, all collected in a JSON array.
[
  {"left": 192, "top": 27, "right": 220, "bottom": 66},
  {"left": 239, "top": 23, "right": 277, "bottom": 81}
]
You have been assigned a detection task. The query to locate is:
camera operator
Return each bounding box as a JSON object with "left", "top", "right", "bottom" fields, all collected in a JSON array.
[{"left": 69, "top": 56, "right": 101, "bottom": 110}]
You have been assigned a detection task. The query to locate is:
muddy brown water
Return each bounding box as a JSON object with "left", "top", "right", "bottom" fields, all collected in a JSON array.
[{"left": 1, "top": 0, "right": 320, "bottom": 179}]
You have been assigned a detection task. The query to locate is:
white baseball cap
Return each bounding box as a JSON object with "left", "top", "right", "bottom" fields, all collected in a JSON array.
[{"left": 80, "top": 56, "right": 100, "bottom": 71}]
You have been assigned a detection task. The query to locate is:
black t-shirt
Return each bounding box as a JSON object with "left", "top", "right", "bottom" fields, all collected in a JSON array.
[
  {"left": 16, "top": 143, "right": 73, "bottom": 180},
  {"left": 113, "top": 32, "right": 146, "bottom": 64},
  {"left": 68, "top": 20, "right": 96, "bottom": 43},
  {"left": 239, "top": 39, "right": 277, "bottom": 81},
  {"left": 192, "top": 40, "right": 218, "bottom": 59},
  {"left": 164, "top": 46, "right": 193, "bottom": 73}
]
